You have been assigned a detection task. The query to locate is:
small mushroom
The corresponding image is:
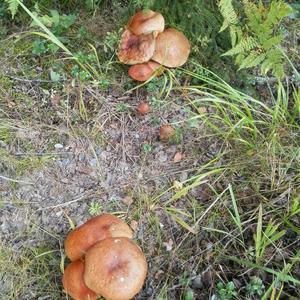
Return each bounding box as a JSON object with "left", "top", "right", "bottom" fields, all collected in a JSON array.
[
  {"left": 117, "top": 29, "right": 156, "bottom": 65},
  {"left": 128, "top": 61, "right": 161, "bottom": 81},
  {"left": 127, "top": 10, "right": 165, "bottom": 36},
  {"left": 84, "top": 237, "right": 148, "bottom": 300},
  {"left": 152, "top": 28, "right": 190, "bottom": 67},
  {"left": 159, "top": 124, "right": 176, "bottom": 141},
  {"left": 65, "top": 214, "right": 133, "bottom": 261},
  {"left": 62, "top": 260, "right": 99, "bottom": 300},
  {"left": 137, "top": 101, "right": 150, "bottom": 115}
]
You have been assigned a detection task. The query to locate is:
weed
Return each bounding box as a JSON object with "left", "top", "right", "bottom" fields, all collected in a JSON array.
[
  {"left": 212, "top": 281, "right": 237, "bottom": 300},
  {"left": 254, "top": 204, "right": 286, "bottom": 262},
  {"left": 102, "top": 29, "right": 122, "bottom": 54},
  {"left": 116, "top": 103, "right": 130, "bottom": 113},
  {"left": 30, "top": 8, "right": 76, "bottom": 56},
  {"left": 246, "top": 276, "right": 265, "bottom": 297},
  {"left": 88, "top": 201, "right": 102, "bottom": 216},
  {"left": 142, "top": 142, "right": 152, "bottom": 153}
]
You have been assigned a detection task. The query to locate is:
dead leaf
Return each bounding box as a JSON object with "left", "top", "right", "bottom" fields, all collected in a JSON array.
[
  {"left": 110, "top": 122, "right": 119, "bottom": 129},
  {"left": 51, "top": 94, "right": 61, "bottom": 106},
  {"left": 130, "top": 220, "right": 138, "bottom": 231},
  {"left": 173, "top": 152, "right": 184, "bottom": 163},
  {"left": 76, "top": 166, "right": 93, "bottom": 174},
  {"left": 163, "top": 239, "right": 174, "bottom": 251},
  {"left": 122, "top": 196, "right": 134, "bottom": 205},
  {"left": 154, "top": 270, "right": 164, "bottom": 279}
]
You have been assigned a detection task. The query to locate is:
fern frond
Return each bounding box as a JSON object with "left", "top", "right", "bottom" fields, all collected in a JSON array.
[
  {"left": 229, "top": 25, "right": 242, "bottom": 47},
  {"left": 4, "top": 0, "right": 21, "bottom": 19},
  {"left": 218, "top": 0, "right": 238, "bottom": 32},
  {"left": 222, "top": 36, "right": 258, "bottom": 56},
  {"left": 261, "top": 48, "right": 285, "bottom": 78},
  {"left": 238, "top": 52, "right": 266, "bottom": 70}
]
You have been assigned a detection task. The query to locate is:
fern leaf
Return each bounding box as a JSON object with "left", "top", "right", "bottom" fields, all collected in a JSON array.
[
  {"left": 218, "top": 0, "right": 238, "bottom": 32},
  {"left": 262, "top": 35, "right": 283, "bottom": 50},
  {"left": 229, "top": 25, "right": 242, "bottom": 47},
  {"left": 4, "top": 0, "right": 21, "bottom": 19},
  {"left": 222, "top": 36, "right": 258, "bottom": 57},
  {"left": 238, "top": 52, "right": 266, "bottom": 70}
]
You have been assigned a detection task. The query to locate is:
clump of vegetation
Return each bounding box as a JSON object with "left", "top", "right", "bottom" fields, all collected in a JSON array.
[{"left": 219, "top": 0, "right": 293, "bottom": 78}]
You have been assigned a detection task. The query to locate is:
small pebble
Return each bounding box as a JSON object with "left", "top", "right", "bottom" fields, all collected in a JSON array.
[
  {"left": 54, "top": 143, "right": 64, "bottom": 149},
  {"left": 95, "top": 147, "right": 102, "bottom": 155},
  {"left": 192, "top": 275, "right": 203, "bottom": 289},
  {"left": 59, "top": 158, "right": 70, "bottom": 166},
  {"left": 145, "top": 286, "right": 154, "bottom": 296},
  {"left": 90, "top": 158, "right": 97, "bottom": 167},
  {"left": 78, "top": 153, "right": 85, "bottom": 161}
]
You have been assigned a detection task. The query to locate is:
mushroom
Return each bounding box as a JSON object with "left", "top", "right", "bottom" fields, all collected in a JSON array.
[
  {"left": 127, "top": 10, "right": 165, "bottom": 36},
  {"left": 128, "top": 61, "right": 161, "bottom": 81},
  {"left": 151, "top": 28, "right": 190, "bottom": 67},
  {"left": 159, "top": 124, "right": 176, "bottom": 141},
  {"left": 117, "top": 29, "right": 156, "bottom": 65},
  {"left": 137, "top": 101, "right": 150, "bottom": 115},
  {"left": 62, "top": 260, "right": 99, "bottom": 300},
  {"left": 84, "top": 237, "right": 147, "bottom": 300},
  {"left": 65, "top": 214, "right": 133, "bottom": 261}
]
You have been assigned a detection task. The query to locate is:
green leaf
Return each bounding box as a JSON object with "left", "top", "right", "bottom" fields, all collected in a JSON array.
[
  {"left": 50, "top": 10, "right": 60, "bottom": 27},
  {"left": 50, "top": 70, "right": 61, "bottom": 82},
  {"left": 239, "top": 52, "right": 266, "bottom": 70},
  {"left": 184, "top": 288, "right": 194, "bottom": 300},
  {"left": 4, "top": 0, "right": 21, "bottom": 18}
]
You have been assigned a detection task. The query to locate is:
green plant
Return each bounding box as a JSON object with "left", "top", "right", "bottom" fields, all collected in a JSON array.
[
  {"left": 178, "top": 273, "right": 195, "bottom": 300},
  {"left": 218, "top": 0, "right": 293, "bottom": 78},
  {"left": 88, "top": 201, "right": 102, "bottom": 216},
  {"left": 116, "top": 103, "right": 130, "bottom": 112},
  {"left": 142, "top": 143, "right": 152, "bottom": 153},
  {"left": 212, "top": 281, "right": 237, "bottom": 300},
  {"left": 102, "top": 30, "right": 122, "bottom": 54},
  {"left": 246, "top": 276, "right": 265, "bottom": 297},
  {"left": 30, "top": 7, "right": 76, "bottom": 55},
  {"left": 254, "top": 204, "right": 286, "bottom": 262},
  {"left": 4, "top": 0, "right": 20, "bottom": 18}
]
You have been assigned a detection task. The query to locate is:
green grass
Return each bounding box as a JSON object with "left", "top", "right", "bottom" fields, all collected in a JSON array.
[{"left": 0, "top": 243, "right": 63, "bottom": 299}]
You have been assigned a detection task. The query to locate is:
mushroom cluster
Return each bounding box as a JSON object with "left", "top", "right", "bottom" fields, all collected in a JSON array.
[
  {"left": 117, "top": 10, "right": 190, "bottom": 81},
  {"left": 63, "top": 214, "right": 147, "bottom": 300}
]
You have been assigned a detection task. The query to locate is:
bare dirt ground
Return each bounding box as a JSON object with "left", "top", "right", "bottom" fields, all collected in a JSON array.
[{"left": 1, "top": 72, "right": 215, "bottom": 299}]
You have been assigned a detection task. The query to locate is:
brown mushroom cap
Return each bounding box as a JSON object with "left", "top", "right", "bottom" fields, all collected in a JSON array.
[
  {"left": 159, "top": 124, "right": 176, "bottom": 141},
  {"left": 84, "top": 237, "right": 147, "bottom": 300},
  {"left": 117, "top": 29, "right": 155, "bottom": 65},
  {"left": 127, "top": 10, "right": 165, "bottom": 36},
  {"left": 151, "top": 28, "right": 190, "bottom": 67},
  {"left": 65, "top": 214, "right": 133, "bottom": 261},
  {"left": 62, "top": 260, "right": 99, "bottom": 300},
  {"left": 128, "top": 61, "right": 161, "bottom": 81}
]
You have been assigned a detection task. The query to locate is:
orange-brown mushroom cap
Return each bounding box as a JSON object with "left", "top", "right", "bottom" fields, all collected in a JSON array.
[
  {"left": 128, "top": 61, "right": 161, "bottom": 81},
  {"left": 127, "top": 10, "right": 165, "bottom": 36},
  {"left": 159, "top": 124, "right": 176, "bottom": 141},
  {"left": 62, "top": 260, "right": 100, "bottom": 300},
  {"left": 151, "top": 28, "right": 190, "bottom": 68},
  {"left": 117, "top": 30, "right": 156, "bottom": 65},
  {"left": 84, "top": 237, "right": 148, "bottom": 300},
  {"left": 64, "top": 214, "right": 133, "bottom": 261}
]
